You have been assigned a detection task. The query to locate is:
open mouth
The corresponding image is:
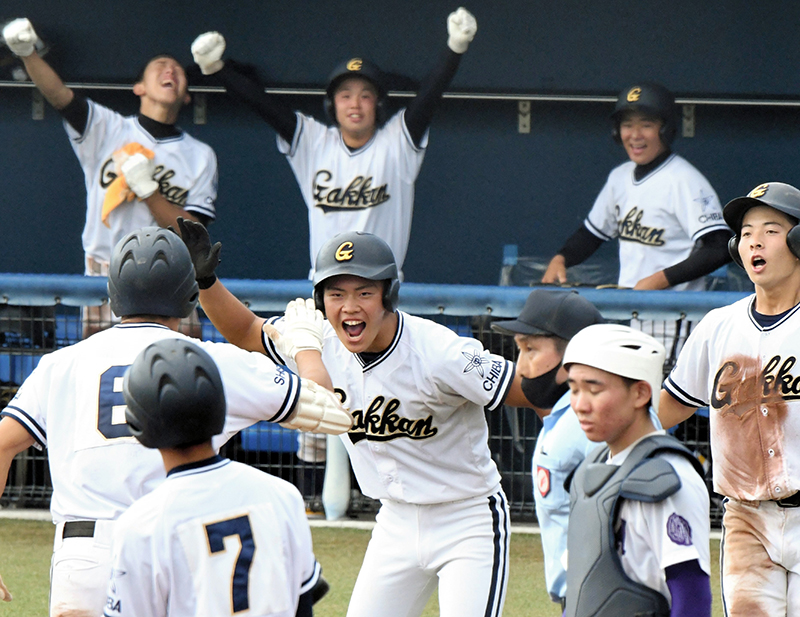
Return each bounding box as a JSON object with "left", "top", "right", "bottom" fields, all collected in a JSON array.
[
  {"left": 751, "top": 256, "right": 766, "bottom": 271},
  {"left": 342, "top": 320, "right": 366, "bottom": 338}
]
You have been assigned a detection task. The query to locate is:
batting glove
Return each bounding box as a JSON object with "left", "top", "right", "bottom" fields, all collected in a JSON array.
[
  {"left": 176, "top": 217, "right": 221, "bottom": 289},
  {"left": 191, "top": 32, "right": 226, "bottom": 75},
  {"left": 120, "top": 153, "right": 158, "bottom": 200},
  {"left": 3, "top": 18, "right": 38, "bottom": 58},
  {"left": 263, "top": 298, "right": 324, "bottom": 362},
  {"left": 447, "top": 7, "right": 477, "bottom": 54}
]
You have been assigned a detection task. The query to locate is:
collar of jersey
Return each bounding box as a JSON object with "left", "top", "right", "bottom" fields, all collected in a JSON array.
[
  {"left": 355, "top": 311, "right": 404, "bottom": 370},
  {"left": 167, "top": 454, "right": 228, "bottom": 478},
  {"left": 114, "top": 322, "right": 173, "bottom": 330},
  {"left": 748, "top": 295, "right": 800, "bottom": 331},
  {"left": 338, "top": 128, "right": 377, "bottom": 156},
  {"left": 136, "top": 114, "right": 184, "bottom": 143},
  {"left": 631, "top": 151, "right": 675, "bottom": 185}
]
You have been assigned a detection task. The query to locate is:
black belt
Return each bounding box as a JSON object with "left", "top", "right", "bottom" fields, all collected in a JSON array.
[
  {"left": 62, "top": 521, "right": 96, "bottom": 538},
  {"left": 775, "top": 492, "right": 800, "bottom": 508}
]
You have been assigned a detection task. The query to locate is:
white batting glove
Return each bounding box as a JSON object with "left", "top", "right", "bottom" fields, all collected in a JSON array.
[
  {"left": 191, "top": 32, "right": 226, "bottom": 75},
  {"left": 120, "top": 153, "right": 158, "bottom": 199},
  {"left": 447, "top": 7, "right": 477, "bottom": 54},
  {"left": 3, "top": 18, "right": 38, "bottom": 57},
  {"left": 0, "top": 572, "right": 12, "bottom": 602},
  {"left": 262, "top": 298, "right": 324, "bottom": 362}
]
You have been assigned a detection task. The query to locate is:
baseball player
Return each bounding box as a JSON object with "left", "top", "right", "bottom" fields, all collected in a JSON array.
[
  {"left": 177, "top": 219, "right": 535, "bottom": 617},
  {"left": 189, "top": 6, "right": 477, "bottom": 279},
  {"left": 2, "top": 18, "right": 218, "bottom": 336},
  {"left": 542, "top": 82, "right": 731, "bottom": 291},
  {"left": 0, "top": 227, "right": 349, "bottom": 616},
  {"left": 103, "top": 338, "right": 326, "bottom": 617},
  {"left": 660, "top": 181, "right": 800, "bottom": 616},
  {"left": 564, "top": 324, "right": 711, "bottom": 617},
  {"left": 490, "top": 289, "right": 604, "bottom": 610}
]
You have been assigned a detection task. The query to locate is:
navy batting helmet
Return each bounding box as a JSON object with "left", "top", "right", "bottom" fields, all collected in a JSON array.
[
  {"left": 611, "top": 82, "right": 677, "bottom": 146},
  {"left": 108, "top": 227, "right": 199, "bottom": 319},
  {"left": 312, "top": 231, "right": 399, "bottom": 315},
  {"left": 324, "top": 57, "right": 386, "bottom": 125},
  {"left": 123, "top": 338, "right": 226, "bottom": 449},
  {"left": 723, "top": 182, "right": 800, "bottom": 268}
]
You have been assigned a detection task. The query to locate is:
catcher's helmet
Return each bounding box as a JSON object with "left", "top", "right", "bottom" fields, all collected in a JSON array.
[
  {"left": 123, "top": 338, "right": 226, "bottom": 449},
  {"left": 324, "top": 57, "right": 386, "bottom": 125},
  {"left": 107, "top": 227, "right": 199, "bottom": 319},
  {"left": 611, "top": 82, "right": 677, "bottom": 146},
  {"left": 312, "top": 231, "right": 399, "bottom": 315},
  {"left": 723, "top": 182, "right": 800, "bottom": 268},
  {"left": 563, "top": 324, "right": 666, "bottom": 413}
]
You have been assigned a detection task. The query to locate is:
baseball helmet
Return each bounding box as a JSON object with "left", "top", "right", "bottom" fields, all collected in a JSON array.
[
  {"left": 611, "top": 82, "right": 677, "bottom": 146},
  {"left": 312, "top": 231, "right": 399, "bottom": 315},
  {"left": 123, "top": 338, "right": 226, "bottom": 449},
  {"left": 723, "top": 182, "right": 800, "bottom": 268},
  {"left": 563, "top": 324, "right": 666, "bottom": 413},
  {"left": 324, "top": 57, "right": 387, "bottom": 125},
  {"left": 107, "top": 227, "right": 199, "bottom": 319}
]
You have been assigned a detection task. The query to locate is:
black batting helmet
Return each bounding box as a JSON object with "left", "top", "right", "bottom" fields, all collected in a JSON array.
[
  {"left": 312, "top": 231, "right": 399, "bottom": 315},
  {"left": 123, "top": 338, "right": 226, "bottom": 449},
  {"left": 108, "top": 227, "right": 199, "bottom": 319},
  {"left": 723, "top": 182, "right": 800, "bottom": 268},
  {"left": 611, "top": 82, "right": 677, "bottom": 146},
  {"left": 324, "top": 57, "right": 386, "bottom": 125}
]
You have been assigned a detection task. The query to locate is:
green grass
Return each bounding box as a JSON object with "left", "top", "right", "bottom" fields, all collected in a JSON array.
[{"left": 0, "top": 519, "right": 723, "bottom": 616}]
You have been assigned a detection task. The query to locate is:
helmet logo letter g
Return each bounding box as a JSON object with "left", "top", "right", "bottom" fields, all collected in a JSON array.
[
  {"left": 626, "top": 87, "right": 642, "bottom": 102},
  {"left": 335, "top": 241, "right": 355, "bottom": 262}
]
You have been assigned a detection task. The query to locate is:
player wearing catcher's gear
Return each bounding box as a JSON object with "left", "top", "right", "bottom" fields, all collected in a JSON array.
[
  {"left": 564, "top": 325, "right": 711, "bottom": 617},
  {"left": 661, "top": 181, "right": 800, "bottom": 616},
  {"left": 103, "top": 338, "right": 326, "bottom": 617},
  {"left": 0, "top": 227, "right": 348, "bottom": 616},
  {"left": 177, "top": 220, "right": 535, "bottom": 617},
  {"left": 190, "top": 6, "right": 477, "bottom": 279},
  {"left": 2, "top": 18, "right": 218, "bottom": 336},
  {"left": 542, "top": 82, "right": 731, "bottom": 291}
]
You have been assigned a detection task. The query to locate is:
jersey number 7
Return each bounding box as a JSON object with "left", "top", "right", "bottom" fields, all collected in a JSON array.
[{"left": 205, "top": 515, "right": 255, "bottom": 613}]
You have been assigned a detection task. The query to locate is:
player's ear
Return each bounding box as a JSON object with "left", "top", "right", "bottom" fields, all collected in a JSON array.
[
  {"left": 132, "top": 81, "right": 146, "bottom": 97},
  {"left": 633, "top": 380, "right": 652, "bottom": 412},
  {"left": 183, "top": 92, "right": 192, "bottom": 106}
]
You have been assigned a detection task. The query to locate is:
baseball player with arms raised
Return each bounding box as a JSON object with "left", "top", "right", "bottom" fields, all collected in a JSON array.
[
  {"left": 2, "top": 18, "right": 218, "bottom": 336},
  {"left": 103, "top": 338, "right": 325, "bottom": 617},
  {"left": 177, "top": 219, "right": 534, "bottom": 617},
  {"left": 660, "top": 181, "right": 800, "bottom": 616},
  {"left": 564, "top": 325, "right": 711, "bottom": 617},
  {"left": 189, "top": 7, "right": 477, "bottom": 279},
  {"left": 0, "top": 227, "right": 348, "bottom": 616}
]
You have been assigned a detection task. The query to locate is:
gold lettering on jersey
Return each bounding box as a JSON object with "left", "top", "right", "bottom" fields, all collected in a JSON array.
[
  {"left": 617, "top": 207, "right": 666, "bottom": 246},
  {"left": 748, "top": 183, "right": 769, "bottom": 199},
  {"left": 313, "top": 171, "right": 390, "bottom": 213},
  {"left": 711, "top": 354, "right": 800, "bottom": 414},
  {"left": 335, "top": 242, "right": 354, "bottom": 262},
  {"left": 349, "top": 396, "right": 438, "bottom": 444},
  {"left": 347, "top": 58, "right": 363, "bottom": 72},
  {"left": 99, "top": 158, "right": 189, "bottom": 206},
  {"left": 626, "top": 87, "right": 642, "bottom": 102}
]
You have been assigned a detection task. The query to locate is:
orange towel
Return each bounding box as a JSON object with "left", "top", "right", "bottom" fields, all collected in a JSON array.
[{"left": 101, "top": 143, "right": 155, "bottom": 227}]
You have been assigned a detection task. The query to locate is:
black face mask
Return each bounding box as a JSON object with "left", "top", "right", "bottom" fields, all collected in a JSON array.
[{"left": 520, "top": 364, "right": 568, "bottom": 409}]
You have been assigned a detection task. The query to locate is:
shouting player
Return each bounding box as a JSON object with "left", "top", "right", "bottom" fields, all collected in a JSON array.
[
  {"left": 189, "top": 7, "right": 477, "bottom": 279},
  {"left": 0, "top": 227, "right": 348, "bottom": 616},
  {"left": 178, "top": 219, "right": 534, "bottom": 616},
  {"left": 661, "top": 181, "right": 800, "bottom": 616},
  {"left": 104, "top": 339, "right": 325, "bottom": 617},
  {"left": 2, "top": 18, "right": 218, "bottom": 336}
]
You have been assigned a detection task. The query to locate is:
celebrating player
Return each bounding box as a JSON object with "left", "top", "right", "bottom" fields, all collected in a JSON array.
[
  {"left": 564, "top": 324, "right": 711, "bottom": 617},
  {"left": 189, "top": 6, "right": 477, "bottom": 279},
  {"left": 660, "top": 181, "right": 800, "bottom": 616},
  {"left": 2, "top": 18, "right": 218, "bottom": 336},
  {"left": 178, "top": 219, "right": 534, "bottom": 616},
  {"left": 0, "top": 227, "right": 349, "bottom": 616},
  {"left": 490, "top": 289, "right": 604, "bottom": 610},
  {"left": 103, "top": 339, "right": 326, "bottom": 617}
]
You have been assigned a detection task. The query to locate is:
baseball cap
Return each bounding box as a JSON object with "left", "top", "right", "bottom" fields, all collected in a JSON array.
[{"left": 490, "top": 289, "right": 604, "bottom": 340}]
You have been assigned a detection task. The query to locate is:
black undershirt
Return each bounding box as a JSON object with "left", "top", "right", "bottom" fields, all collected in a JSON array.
[
  {"left": 752, "top": 303, "right": 798, "bottom": 328},
  {"left": 59, "top": 93, "right": 182, "bottom": 140}
]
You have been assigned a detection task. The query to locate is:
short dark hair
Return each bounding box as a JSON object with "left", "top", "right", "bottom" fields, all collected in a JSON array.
[{"left": 135, "top": 54, "right": 182, "bottom": 83}]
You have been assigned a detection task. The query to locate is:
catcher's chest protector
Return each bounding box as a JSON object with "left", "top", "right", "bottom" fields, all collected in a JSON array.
[{"left": 565, "top": 434, "right": 703, "bottom": 617}]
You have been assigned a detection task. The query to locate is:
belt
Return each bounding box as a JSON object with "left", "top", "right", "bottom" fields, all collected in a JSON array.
[
  {"left": 775, "top": 492, "right": 800, "bottom": 508},
  {"left": 62, "top": 521, "right": 96, "bottom": 539}
]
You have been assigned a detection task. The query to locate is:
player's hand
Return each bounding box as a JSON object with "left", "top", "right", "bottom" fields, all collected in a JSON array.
[
  {"left": 191, "top": 32, "right": 226, "bottom": 75},
  {"left": 176, "top": 217, "right": 221, "bottom": 289},
  {"left": 3, "top": 18, "right": 38, "bottom": 58},
  {"left": 262, "top": 298, "right": 324, "bottom": 362},
  {"left": 0, "top": 572, "right": 12, "bottom": 602},
  {"left": 120, "top": 153, "right": 158, "bottom": 200},
  {"left": 541, "top": 255, "right": 568, "bottom": 284},
  {"left": 447, "top": 7, "right": 477, "bottom": 54}
]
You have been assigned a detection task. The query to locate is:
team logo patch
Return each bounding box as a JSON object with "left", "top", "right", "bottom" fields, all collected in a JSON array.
[
  {"left": 666, "top": 513, "right": 693, "bottom": 546},
  {"left": 536, "top": 466, "right": 551, "bottom": 497},
  {"left": 335, "top": 241, "right": 354, "bottom": 262},
  {"left": 748, "top": 183, "right": 769, "bottom": 199},
  {"left": 462, "top": 350, "right": 491, "bottom": 376},
  {"left": 626, "top": 87, "right": 642, "bottom": 102},
  {"left": 347, "top": 58, "right": 363, "bottom": 72}
]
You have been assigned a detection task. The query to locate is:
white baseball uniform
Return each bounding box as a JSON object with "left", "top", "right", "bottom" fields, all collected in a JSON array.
[
  {"left": 585, "top": 153, "right": 727, "bottom": 290},
  {"left": 66, "top": 100, "right": 218, "bottom": 272},
  {"left": 1, "top": 322, "right": 299, "bottom": 617},
  {"left": 664, "top": 294, "right": 800, "bottom": 615},
  {"left": 263, "top": 310, "right": 512, "bottom": 617},
  {"left": 278, "top": 110, "right": 426, "bottom": 279},
  {"left": 103, "top": 456, "right": 320, "bottom": 617}
]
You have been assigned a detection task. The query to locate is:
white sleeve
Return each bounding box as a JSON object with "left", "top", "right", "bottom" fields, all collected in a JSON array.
[
  {"left": 184, "top": 145, "right": 218, "bottom": 221},
  {"left": 584, "top": 172, "right": 619, "bottom": 241},
  {"left": 65, "top": 100, "right": 120, "bottom": 169},
  {"left": 2, "top": 357, "right": 50, "bottom": 448},
  {"left": 664, "top": 313, "right": 714, "bottom": 408},
  {"left": 670, "top": 166, "right": 726, "bottom": 241}
]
